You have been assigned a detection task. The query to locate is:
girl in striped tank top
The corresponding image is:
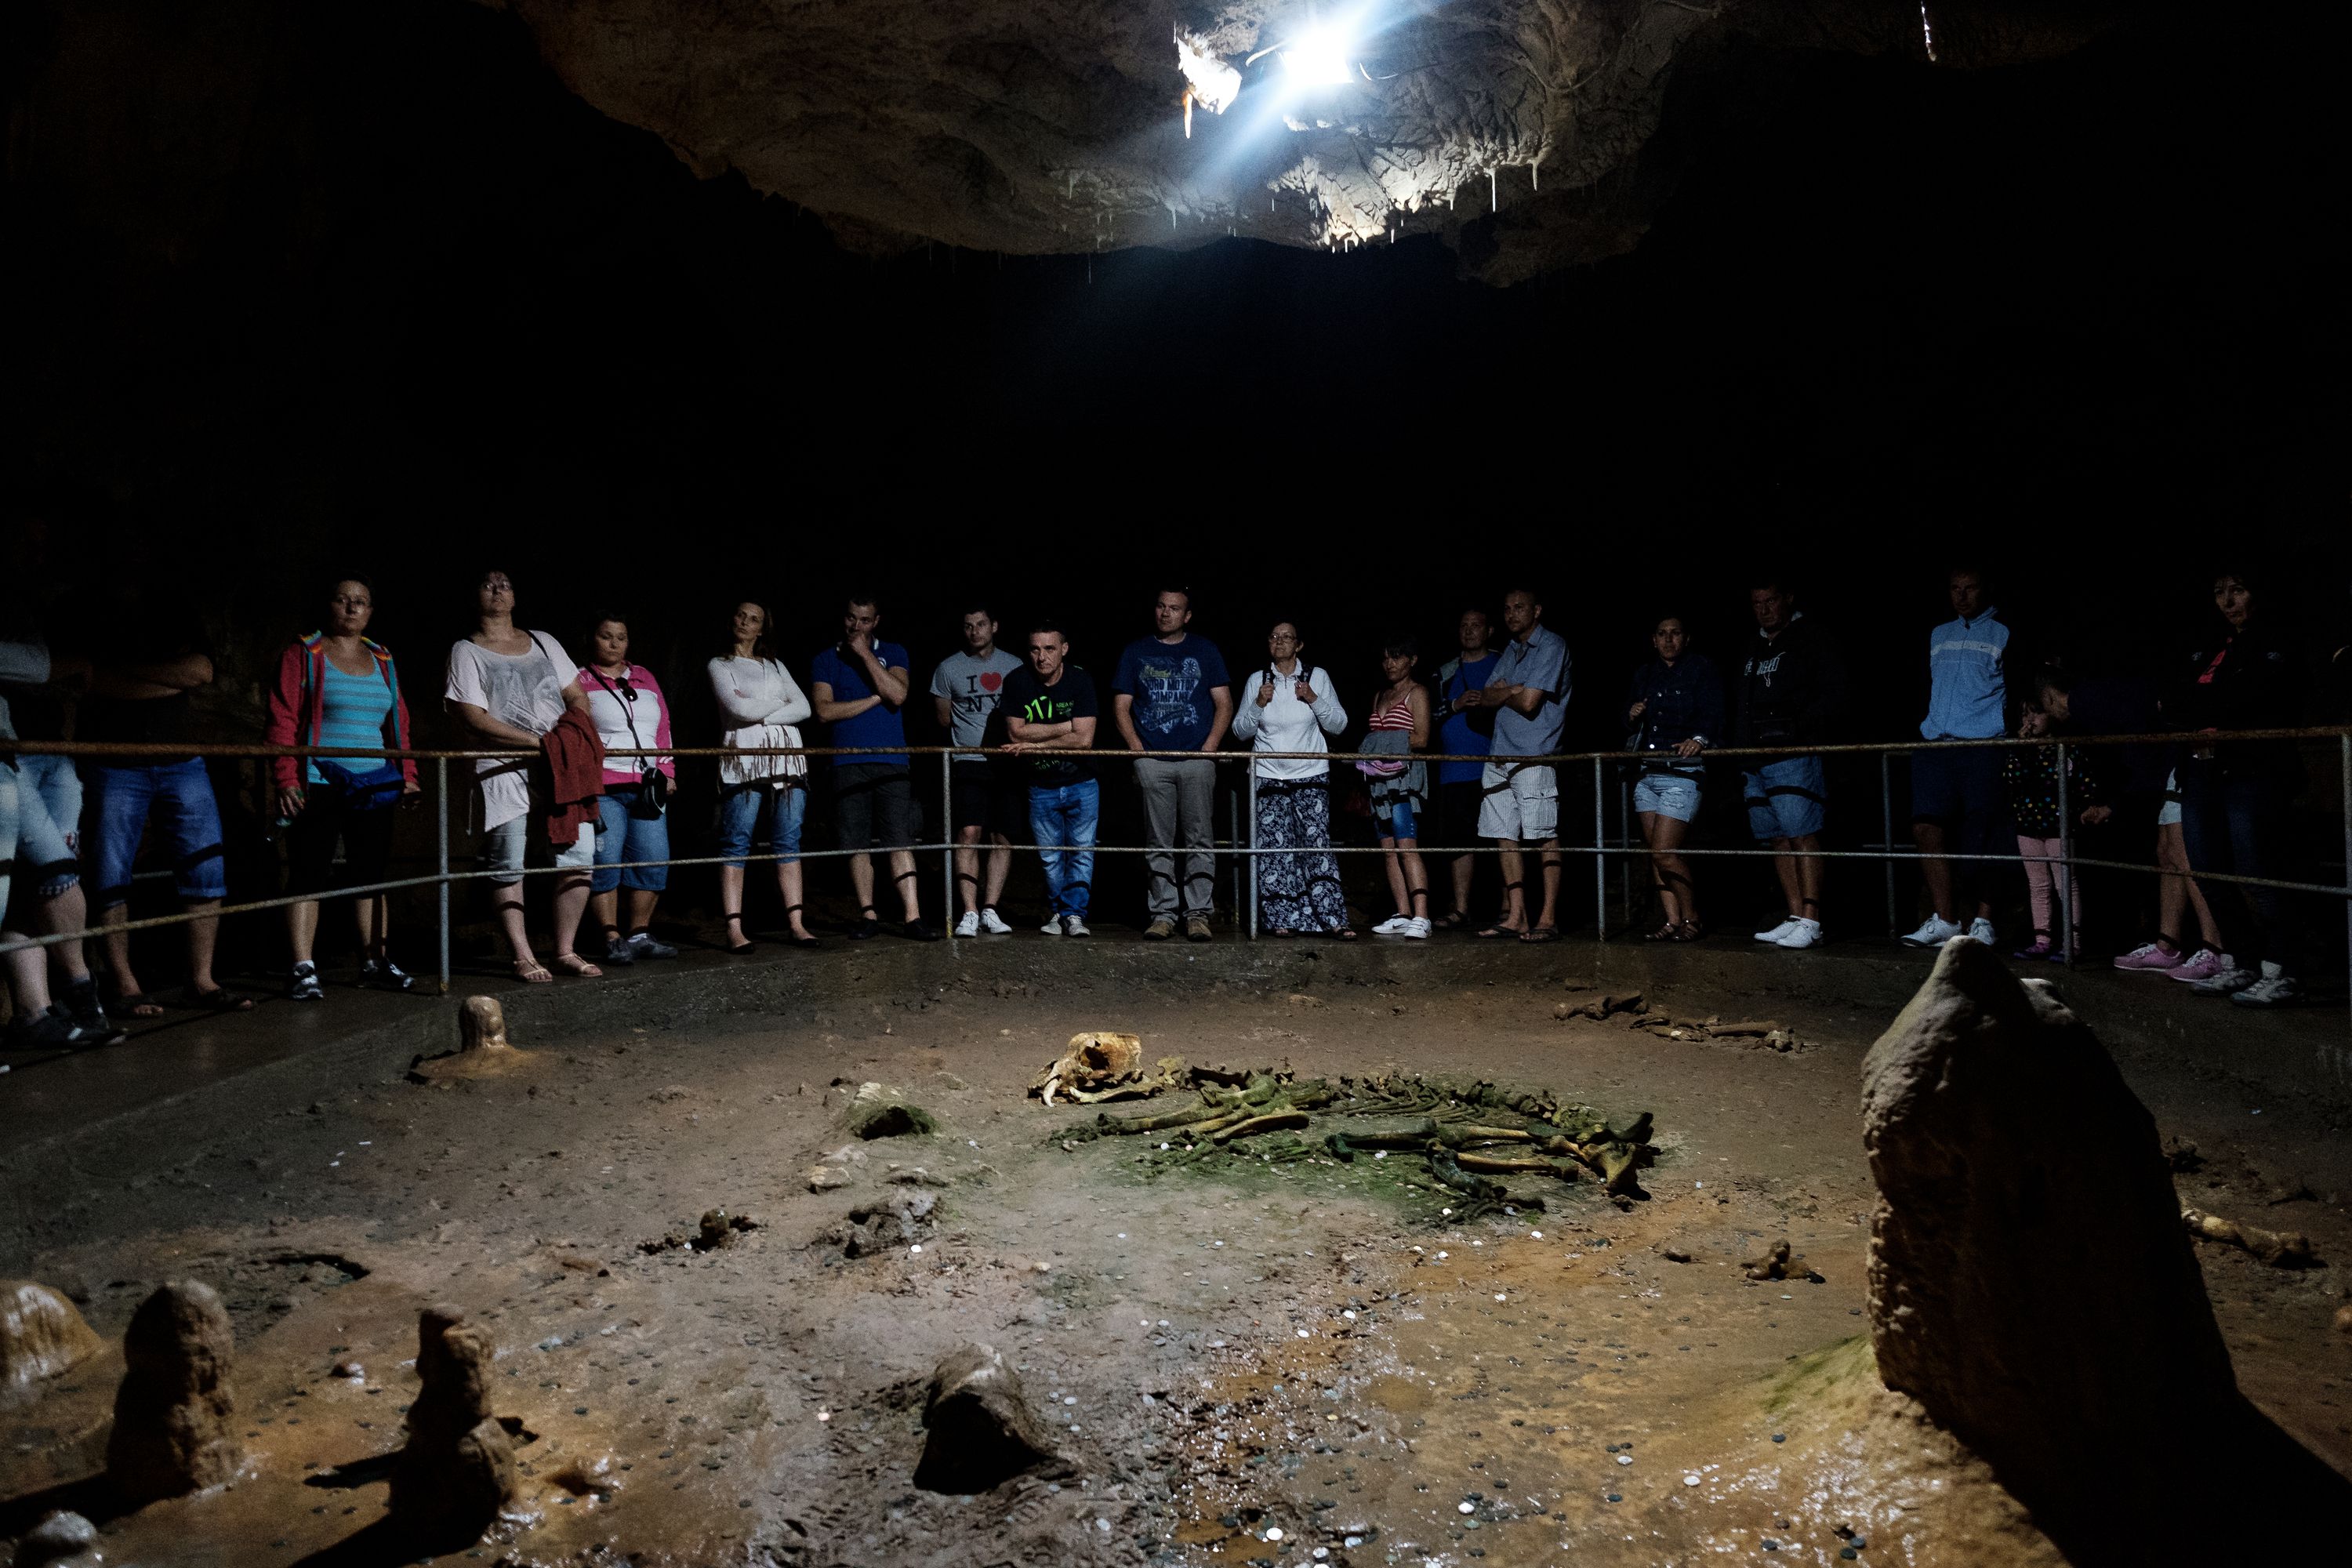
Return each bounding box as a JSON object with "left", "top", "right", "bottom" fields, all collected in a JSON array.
[{"left": 1358, "top": 637, "right": 1432, "bottom": 937}]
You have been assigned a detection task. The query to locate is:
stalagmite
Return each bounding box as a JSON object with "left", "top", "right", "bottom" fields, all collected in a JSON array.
[
  {"left": 106, "top": 1281, "right": 240, "bottom": 1502},
  {"left": 0, "top": 1281, "right": 104, "bottom": 1388},
  {"left": 388, "top": 1305, "right": 518, "bottom": 1540},
  {"left": 459, "top": 995, "right": 507, "bottom": 1051}
]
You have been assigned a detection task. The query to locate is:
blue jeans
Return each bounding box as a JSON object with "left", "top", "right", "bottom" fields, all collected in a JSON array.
[
  {"left": 1741, "top": 755, "right": 1827, "bottom": 843},
  {"left": 716, "top": 782, "right": 805, "bottom": 869},
  {"left": 2178, "top": 761, "right": 2290, "bottom": 969},
  {"left": 1029, "top": 779, "right": 1099, "bottom": 918},
  {"left": 13, "top": 753, "right": 82, "bottom": 895},
  {"left": 592, "top": 791, "right": 670, "bottom": 894},
  {"left": 88, "top": 759, "right": 227, "bottom": 907}
]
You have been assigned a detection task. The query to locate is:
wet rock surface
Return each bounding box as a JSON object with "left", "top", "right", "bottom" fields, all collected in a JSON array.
[
  {"left": 104, "top": 1279, "right": 239, "bottom": 1502},
  {"left": 2, "top": 960, "right": 2344, "bottom": 1566},
  {"left": 0, "top": 1283, "right": 103, "bottom": 1390}
]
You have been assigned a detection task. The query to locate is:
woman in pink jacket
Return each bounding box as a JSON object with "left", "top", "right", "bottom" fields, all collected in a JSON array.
[{"left": 263, "top": 577, "right": 418, "bottom": 1000}]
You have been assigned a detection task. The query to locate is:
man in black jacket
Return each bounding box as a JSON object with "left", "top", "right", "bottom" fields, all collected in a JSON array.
[{"left": 1733, "top": 579, "right": 1847, "bottom": 949}]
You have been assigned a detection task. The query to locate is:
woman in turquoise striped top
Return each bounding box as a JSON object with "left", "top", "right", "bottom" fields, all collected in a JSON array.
[{"left": 263, "top": 578, "right": 418, "bottom": 1000}]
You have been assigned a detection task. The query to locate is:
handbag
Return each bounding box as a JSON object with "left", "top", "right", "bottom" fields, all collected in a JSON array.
[
  {"left": 590, "top": 666, "right": 669, "bottom": 819},
  {"left": 315, "top": 757, "right": 405, "bottom": 811}
]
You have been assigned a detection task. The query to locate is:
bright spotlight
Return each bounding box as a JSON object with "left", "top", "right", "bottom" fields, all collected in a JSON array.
[{"left": 1279, "top": 25, "right": 1355, "bottom": 88}]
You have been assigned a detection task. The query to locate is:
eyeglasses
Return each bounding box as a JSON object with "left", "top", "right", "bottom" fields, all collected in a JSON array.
[{"left": 1268, "top": 632, "right": 1300, "bottom": 644}]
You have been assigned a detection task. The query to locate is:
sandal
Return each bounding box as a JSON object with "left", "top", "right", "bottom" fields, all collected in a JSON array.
[
  {"left": 115, "top": 991, "right": 165, "bottom": 1019},
  {"left": 723, "top": 911, "right": 756, "bottom": 956},
  {"left": 1270, "top": 928, "right": 1298, "bottom": 939},
  {"left": 1518, "top": 926, "right": 1561, "bottom": 944},
  {"left": 1671, "top": 921, "right": 1707, "bottom": 942},
  {"left": 552, "top": 953, "right": 603, "bottom": 978},
  {"left": 1434, "top": 913, "right": 1468, "bottom": 931},
  {"left": 1642, "top": 923, "right": 1682, "bottom": 943},
  {"left": 513, "top": 959, "right": 553, "bottom": 984},
  {"left": 1335, "top": 928, "right": 1359, "bottom": 942},
  {"left": 187, "top": 986, "right": 254, "bottom": 1012},
  {"left": 789, "top": 934, "right": 822, "bottom": 949},
  {"left": 1474, "top": 925, "right": 1526, "bottom": 940}
]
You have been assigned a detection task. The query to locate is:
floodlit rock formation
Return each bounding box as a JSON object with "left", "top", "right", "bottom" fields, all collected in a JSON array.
[
  {"left": 0, "top": 1282, "right": 105, "bottom": 1389},
  {"left": 459, "top": 994, "right": 508, "bottom": 1051},
  {"left": 1860, "top": 940, "right": 2238, "bottom": 1542},
  {"left": 387, "top": 1305, "right": 518, "bottom": 1540},
  {"left": 497, "top": 0, "right": 2124, "bottom": 278},
  {"left": 105, "top": 1280, "right": 240, "bottom": 1502}
]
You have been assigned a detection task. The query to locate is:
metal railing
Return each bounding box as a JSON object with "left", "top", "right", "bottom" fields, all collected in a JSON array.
[{"left": 4, "top": 730, "right": 2347, "bottom": 1011}]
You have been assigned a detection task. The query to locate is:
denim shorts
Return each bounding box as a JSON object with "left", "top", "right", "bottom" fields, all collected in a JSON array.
[
  {"left": 1374, "top": 793, "right": 1421, "bottom": 842},
  {"left": 1742, "top": 755, "right": 1828, "bottom": 842},
  {"left": 591, "top": 791, "right": 670, "bottom": 895},
  {"left": 717, "top": 782, "right": 806, "bottom": 868},
  {"left": 481, "top": 813, "right": 597, "bottom": 886},
  {"left": 9, "top": 753, "right": 82, "bottom": 895},
  {"left": 2157, "top": 768, "right": 2183, "bottom": 828},
  {"left": 88, "top": 759, "right": 227, "bottom": 906},
  {"left": 1632, "top": 771, "right": 1701, "bottom": 823}
]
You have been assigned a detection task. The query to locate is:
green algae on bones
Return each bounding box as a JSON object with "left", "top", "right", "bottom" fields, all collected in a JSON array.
[{"left": 1069, "top": 1072, "right": 1659, "bottom": 1214}]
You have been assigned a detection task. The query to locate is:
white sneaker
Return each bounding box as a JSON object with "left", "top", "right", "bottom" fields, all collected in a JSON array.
[
  {"left": 2230, "top": 966, "right": 2299, "bottom": 1007},
  {"left": 1775, "top": 918, "right": 1824, "bottom": 949},
  {"left": 953, "top": 911, "right": 980, "bottom": 938},
  {"left": 1402, "top": 916, "right": 1432, "bottom": 939},
  {"left": 1372, "top": 914, "right": 1414, "bottom": 935},
  {"left": 2189, "top": 961, "right": 2260, "bottom": 996},
  {"left": 1900, "top": 915, "right": 1963, "bottom": 948},
  {"left": 1040, "top": 917, "right": 1065, "bottom": 937},
  {"left": 978, "top": 907, "right": 1013, "bottom": 935},
  {"left": 1754, "top": 918, "right": 1800, "bottom": 945},
  {"left": 1966, "top": 917, "right": 1998, "bottom": 947},
  {"left": 1062, "top": 916, "right": 1092, "bottom": 938}
]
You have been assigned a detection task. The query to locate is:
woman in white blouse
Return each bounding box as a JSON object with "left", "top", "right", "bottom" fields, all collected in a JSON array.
[
  {"left": 709, "top": 601, "right": 818, "bottom": 952},
  {"left": 1231, "top": 620, "right": 1355, "bottom": 938}
]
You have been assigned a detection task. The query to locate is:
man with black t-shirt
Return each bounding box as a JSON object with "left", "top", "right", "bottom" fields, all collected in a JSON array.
[{"left": 1000, "top": 623, "right": 1100, "bottom": 938}]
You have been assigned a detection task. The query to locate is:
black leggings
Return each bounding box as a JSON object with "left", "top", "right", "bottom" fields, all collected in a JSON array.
[{"left": 286, "top": 793, "right": 398, "bottom": 898}]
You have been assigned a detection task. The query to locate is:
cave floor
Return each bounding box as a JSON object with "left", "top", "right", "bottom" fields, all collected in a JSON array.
[{"left": 2, "top": 960, "right": 2346, "bottom": 1567}]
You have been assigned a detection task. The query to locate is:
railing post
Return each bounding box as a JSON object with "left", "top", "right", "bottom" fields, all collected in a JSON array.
[
  {"left": 1246, "top": 768, "right": 1259, "bottom": 941},
  {"left": 940, "top": 750, "right": 954, "bottom": 933},
  {"left": 2056, "top": 740, "right": 2073, "bottom": 967},
  {"left": 1882, "top": 750, "right": 1897, "bottom": 938},
  {"left": 2340, "top": 733, "right": 2350, "bottom": 1039},
  {"left": 1618, "top": 770, "right": 1632, "bottom": 928},
  {"left": 435, "top": 755, "right": 451, "bottom": 995},
  {"left": 1592, "top": 755, "right": 1606, "bottom": 941}
]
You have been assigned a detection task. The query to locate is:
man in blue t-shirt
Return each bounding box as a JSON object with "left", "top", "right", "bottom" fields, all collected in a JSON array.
[
  {"left": 1431, "top": 608, "right": 1499, "bottom": 926},
  {"left": 1111, "top": 587, "right": 1232, "bottom": 940},
  {"left": 810, "top": 593, "right": 937, "bottom": 941}
]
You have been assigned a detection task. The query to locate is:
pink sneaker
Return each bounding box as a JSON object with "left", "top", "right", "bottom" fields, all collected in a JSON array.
[
  {"left": 2163, "top": 949, "right": 2227, "bottom": 983},
  {"left": 2112, "top": 942, "right": 2180, "bottom": 971},
  {"left": 2012, "top": 938, "right": 2056, "bottom": 960}
]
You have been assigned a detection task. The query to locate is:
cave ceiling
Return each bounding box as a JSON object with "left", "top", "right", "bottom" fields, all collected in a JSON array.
[{"left": 490, "top": 0, "right": 2125, "bottom": 281}]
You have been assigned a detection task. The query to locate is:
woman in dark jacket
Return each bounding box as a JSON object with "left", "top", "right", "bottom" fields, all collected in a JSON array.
[
  {"left": 2169, "top": 568, "right": 2303, "bottom": 1006},
  {"left": 1624, "top": 614, "right": 1724, "bottom": 940}
]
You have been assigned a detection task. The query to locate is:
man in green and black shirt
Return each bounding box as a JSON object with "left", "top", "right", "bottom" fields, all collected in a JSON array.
[{"left": 999, "top": 623, "right": 1100, "bottom": 937}]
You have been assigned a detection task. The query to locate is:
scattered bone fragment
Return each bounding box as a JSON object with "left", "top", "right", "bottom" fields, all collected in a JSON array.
[
  {"left": 387, "top": 1305, "right": 517, "bottom": 1539},
  {"left": 1743, "top": 1240, "right": 1822, "bottom": 1283},
  {"left": 106, "top": 1280, "right": 240, "bottom": 1502},
  {"left": 2181, "top": 1207, "right": 2318, "bottom": 1268},
  {"left": 0, "top": 1280, "right": 104, "bottom": 1388}
]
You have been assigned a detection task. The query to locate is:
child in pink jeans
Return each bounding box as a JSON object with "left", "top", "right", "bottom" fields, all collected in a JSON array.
[{"left": 2000, "top": 692, "right": 2111, "bottom": 958}]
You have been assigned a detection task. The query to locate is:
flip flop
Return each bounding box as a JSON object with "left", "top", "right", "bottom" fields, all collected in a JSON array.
[
  {"left": 1474, "top": 926, "right": 1525, "bottom": 940},
  {"left": 1434, "top": 913, "right": 1468, "bottom": 931},
  {"left": 1519, "top": 926, "right": 1562, "bottom": 944},
  {"left": 187, "top": 987, "right": 255, "bottom": 1011},
  {"left": 115, "top": 992, "right": 165, "bottom": 1019}
]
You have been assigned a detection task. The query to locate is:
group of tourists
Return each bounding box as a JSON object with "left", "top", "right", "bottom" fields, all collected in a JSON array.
[{"left": 0, "top": 561, "right": 2325, "bottom": 1048}]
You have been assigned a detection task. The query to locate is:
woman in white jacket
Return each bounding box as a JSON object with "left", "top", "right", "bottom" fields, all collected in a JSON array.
[
  {"left": 709, "top": 601, "right": 818, "bottom": 952},
  {"left": 1232, "top": 620, "right": 1355, "bottom": 938}
]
